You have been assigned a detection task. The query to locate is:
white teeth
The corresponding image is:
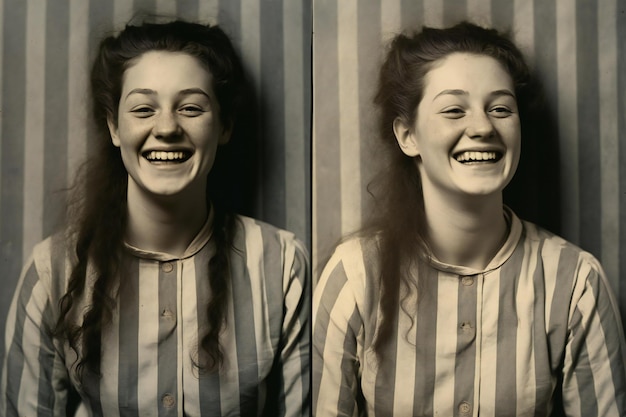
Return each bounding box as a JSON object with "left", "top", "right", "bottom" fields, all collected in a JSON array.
[
  {"left": 455, "top": 151, "right": 498, "bottom": 162},
  {"left": 145, "top": 151, "right": 188, "bottom": 161}
]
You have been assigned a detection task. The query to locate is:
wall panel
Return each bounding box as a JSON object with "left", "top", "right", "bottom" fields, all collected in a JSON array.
[
  {"left": 0, "top": 0, "right": 311, "bottom": 361},
  {"left": 312, "top": 0, "right": 626, "bottom": 333}
]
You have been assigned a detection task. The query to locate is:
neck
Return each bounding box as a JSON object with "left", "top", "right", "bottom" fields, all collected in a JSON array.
[
  {"left": 125, "top": 180, "right": 209, "bottom": 257},
  {"left": 422, "top": 186, "right": 508, "bottom": 270}
]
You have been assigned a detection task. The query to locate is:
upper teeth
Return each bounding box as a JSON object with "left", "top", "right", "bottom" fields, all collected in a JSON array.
[
  {"left": 146, "top": 151, "right": 187, "bottom": 161},
  {"left": 455, "top": 151, "right": 498, "bottom": 162}
]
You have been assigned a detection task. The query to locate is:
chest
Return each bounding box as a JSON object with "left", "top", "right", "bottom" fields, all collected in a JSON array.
[
  {"left": 69, "top": 253, "right": 284, "bottom": 416},
  {"left": 359, "top": 265, "right": 565, "bottom": 417}
]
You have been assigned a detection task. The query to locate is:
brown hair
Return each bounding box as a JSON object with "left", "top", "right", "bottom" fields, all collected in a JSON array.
[
  {"left": 369, "top": 21, "right": 531, "bottom": 359},
  {"left": 56, "top": 20, "right": 250, "bottom": 378}
]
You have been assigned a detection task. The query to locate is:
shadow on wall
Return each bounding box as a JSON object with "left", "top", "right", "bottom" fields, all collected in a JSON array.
[
  {"left": 207, "top": 65, "right": 260, "bottom": 219},
  {"left": 504, "top": 73, "right": 561, "bottom": 236}
]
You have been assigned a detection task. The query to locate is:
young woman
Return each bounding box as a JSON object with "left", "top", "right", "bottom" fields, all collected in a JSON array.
[
  {"left": 313, "top": 22, "right": 625, "bottom": 416},
  {"left": 1, "top": 21, "right": 309, "bottom": 416}
]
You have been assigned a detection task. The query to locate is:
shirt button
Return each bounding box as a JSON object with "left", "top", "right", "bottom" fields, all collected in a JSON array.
[
  {"left": 461, "top": 276, "right": 475, "bottom": 286},
  {"left": 459, "top": 401, "right": 472, "bottom": 415},
  {"left": 460, "top": 322, "right": 473, "bottom": 332},
  {"left": 162, "top": 393, "right": 175, "bottom": 408},
  {"left": 162, "top": 262, "right": 174, "bottom": 273}
]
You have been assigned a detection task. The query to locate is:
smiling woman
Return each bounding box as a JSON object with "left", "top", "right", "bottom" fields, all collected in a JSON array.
[
  {"left": 312, "top": 22, "right": 626, "bottom": 417},
  {"left": 1, "top": 21, "right": 310, "bottom": 416},
  {"left": 109, "top": 51, "right": 229, "bottom": 255}
]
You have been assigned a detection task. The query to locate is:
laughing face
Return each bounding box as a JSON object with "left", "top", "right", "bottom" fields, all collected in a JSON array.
[
  {"left": 394, "top": 53, "right": 521, "bottom": 199},
  {"left": 107, "top": 51, "right": 230, "bottom": 200}
]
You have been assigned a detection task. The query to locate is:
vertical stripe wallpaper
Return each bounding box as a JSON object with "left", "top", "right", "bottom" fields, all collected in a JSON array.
[
  {"left": 312, "top": 0, "right": 626, "bottom": 331},
  {"left": 0, "top": 0, "right": 311, "bottom": 361},
  {"left": 1, "top": 0, "right": 625, "bottom": 395}
]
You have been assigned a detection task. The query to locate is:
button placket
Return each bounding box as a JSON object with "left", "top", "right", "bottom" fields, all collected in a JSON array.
[
  {"left": 457, "top": 274, "right": 477, "bottom": 341},
  {"left": 159, "top": 261, "right": 177, "bottom": 323},
  {"left": 157, "top": 260, "right": 179, "bottom": 414}
]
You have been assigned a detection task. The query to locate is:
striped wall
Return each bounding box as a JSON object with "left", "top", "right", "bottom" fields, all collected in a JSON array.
[
  {"left": 0, "top": 0, "right": 311, "bottom": 361},
  {"left": 312, "top": 0, "right": 626, "bottom": 326},
  {"left": 1, "top": 0, "right": 625, "bottom": 383}
]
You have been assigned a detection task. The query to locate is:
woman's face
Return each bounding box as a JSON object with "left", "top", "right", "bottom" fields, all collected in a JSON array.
[
  {"left": 107, "top": 51, "right": 230, "bottom": 199},
  {"left": 394, "top": 53, "right": 521, "bottom": 200}
]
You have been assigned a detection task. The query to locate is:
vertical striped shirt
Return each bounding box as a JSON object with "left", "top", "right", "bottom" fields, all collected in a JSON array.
[
  {"left": 1, "top": 215, "right": 310, "bottom": 416},
  {"left": 313, "top": 208, "right": 626, "bottom": 416}
]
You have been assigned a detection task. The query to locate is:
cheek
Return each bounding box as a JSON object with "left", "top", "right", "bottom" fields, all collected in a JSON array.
[
  {"left": 498, "top": 117, "right": 521, "bottom": 140},
  {"left": 420, "top": 118, "right": 463, "bottom": 145},
  {"left": 117, "top": 117, "right": 150, "bottom": 144}
]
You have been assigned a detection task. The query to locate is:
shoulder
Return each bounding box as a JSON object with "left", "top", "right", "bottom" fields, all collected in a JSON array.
[
  {"left": 28, "top": 233, "right": 72, "bottom": 280},
  {"left": 12, "top": 233, "right": 73, "bottom": 313},
  {"left": 316, "top": 235, "right": 380, "bottom": 303},
  {"left": 518, "top": 219, "right": 608, "bottom": 303},
  {"left": 332, "top": 234, "right": 380, "bottom": 260},
  {"left": 327, "top": 235, "right": 381, "bottom": 275},
  {"left": 232, "top": 214, "right": 308, "bottom": 258},
  {"left": 230, "top": 215, "right": 310, "bottom": 289},
  {"left": 520, "top": 219, "right": 602, "bottom": 272}
]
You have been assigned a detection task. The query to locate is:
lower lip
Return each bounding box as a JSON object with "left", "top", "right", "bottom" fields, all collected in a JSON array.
[
  {"left": 143, "top": 158, "right": 192, "bottom": 168},
  {"left": 146, "top": 159, "right": 187, "bottom": 163},
  {"left": 456, "top": 160, "right": 499, "bottom": 165}
]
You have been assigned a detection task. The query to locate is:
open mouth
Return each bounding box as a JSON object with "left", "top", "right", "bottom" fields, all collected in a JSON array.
[
  {"left": 453, "top": 150, "right": 503, "bottom": 164},
  {"left": 143, "top": 150, "right": 192, "bottom": 163}
]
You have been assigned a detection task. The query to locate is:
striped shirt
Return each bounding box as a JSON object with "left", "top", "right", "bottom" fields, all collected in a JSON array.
[
  {"left": 313, "top": 208, "right": 626, "bottom": 417},
  {"left": 1, "top": 215, "right": 310, "bottom": 417}
]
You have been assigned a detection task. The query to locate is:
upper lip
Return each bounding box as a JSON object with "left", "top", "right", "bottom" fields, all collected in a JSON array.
[
  {"left": 453, "top": 147, "right": 504, "bottom": 155},
  {"left": 452, "top": 148, "right": 504, "bottom": 162},
  {"left": 142, "top": 146, "right": 194, "bottom": 153}
]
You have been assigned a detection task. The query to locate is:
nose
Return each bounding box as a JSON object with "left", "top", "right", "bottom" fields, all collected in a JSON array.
[
  {"left": 152, "top": 111, "right": 182, "bottom": 139},
  {"left": 466, "top": 111, "right": 495, "bottom": 139}
]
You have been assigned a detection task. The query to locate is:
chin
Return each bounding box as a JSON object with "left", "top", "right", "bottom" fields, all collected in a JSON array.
[
  {"left": 141, "top": 181, "right": 195, "bottom": 198},
  {"left": 459, "top": 183, "right": 507, "bottom": 197}
]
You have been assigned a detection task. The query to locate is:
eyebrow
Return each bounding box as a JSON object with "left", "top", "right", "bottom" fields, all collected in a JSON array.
[
  {"left": 125, "top": 88, "right": 156, "bottom": 99},
  {"left": 178, "top": 88, "right": 211, "bottom": 99},
  {"left": 124, "top": 88, "right": 211, "bottom": 100},
  {"left": 432, "top": 88, "right": 516, "bottom": 101}
]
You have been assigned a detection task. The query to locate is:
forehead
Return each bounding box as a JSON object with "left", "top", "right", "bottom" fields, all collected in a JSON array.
[
  {"left": 422, "top": 53, "right": 514, "bottom": 95},
  {"left": 122, "top": 51, "right": 213, "bottom": 91}
]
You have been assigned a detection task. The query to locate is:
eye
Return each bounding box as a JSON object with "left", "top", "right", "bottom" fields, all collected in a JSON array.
[
  {"left": 130, "top": 106, "right": 155, "bottom": 118},
  {"left": 489, "top": 106, "right": 514, "bottom": 118},
  {"left": 440, "top": 107, "right": 465, "bottom": 119},
  {"left": 179, "top": 105, "right": 204, "bottom": 117}
]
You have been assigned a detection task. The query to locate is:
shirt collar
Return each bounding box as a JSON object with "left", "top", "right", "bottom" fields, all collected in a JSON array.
[
  {"left": 123, "top": 206, "right": 214, "bottom": 262},
  {"left": 426, "top": 206, "right": 522, "bottom": 276}
]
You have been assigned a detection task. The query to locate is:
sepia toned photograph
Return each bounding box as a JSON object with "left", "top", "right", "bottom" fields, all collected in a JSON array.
[{"left": 1, "top": 0, "right": 625, "bottom": 416}]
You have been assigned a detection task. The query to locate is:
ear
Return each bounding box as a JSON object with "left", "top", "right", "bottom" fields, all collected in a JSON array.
[
  {"left": 218, "top": 122, "right": 232, "bottom": 145},
  {"left": 107, "top": 116, "right": 121, "bottom": 147},
  {"left": 392, "top": 117, "right": 420, "bottom": 157}
]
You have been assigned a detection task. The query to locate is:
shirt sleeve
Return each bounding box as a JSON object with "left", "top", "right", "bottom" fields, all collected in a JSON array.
[
  {"left": 265, "top": 237, "right": 311, "bottom": 417},
  {"left": 1, "top": 247, "right": 73, "bottom": 417},
  {"left": 561, "top": 254, "right": 626, "bottom": 417},
  {"left": 313, "top": 244, "right": 365, "bottom": 417}
]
